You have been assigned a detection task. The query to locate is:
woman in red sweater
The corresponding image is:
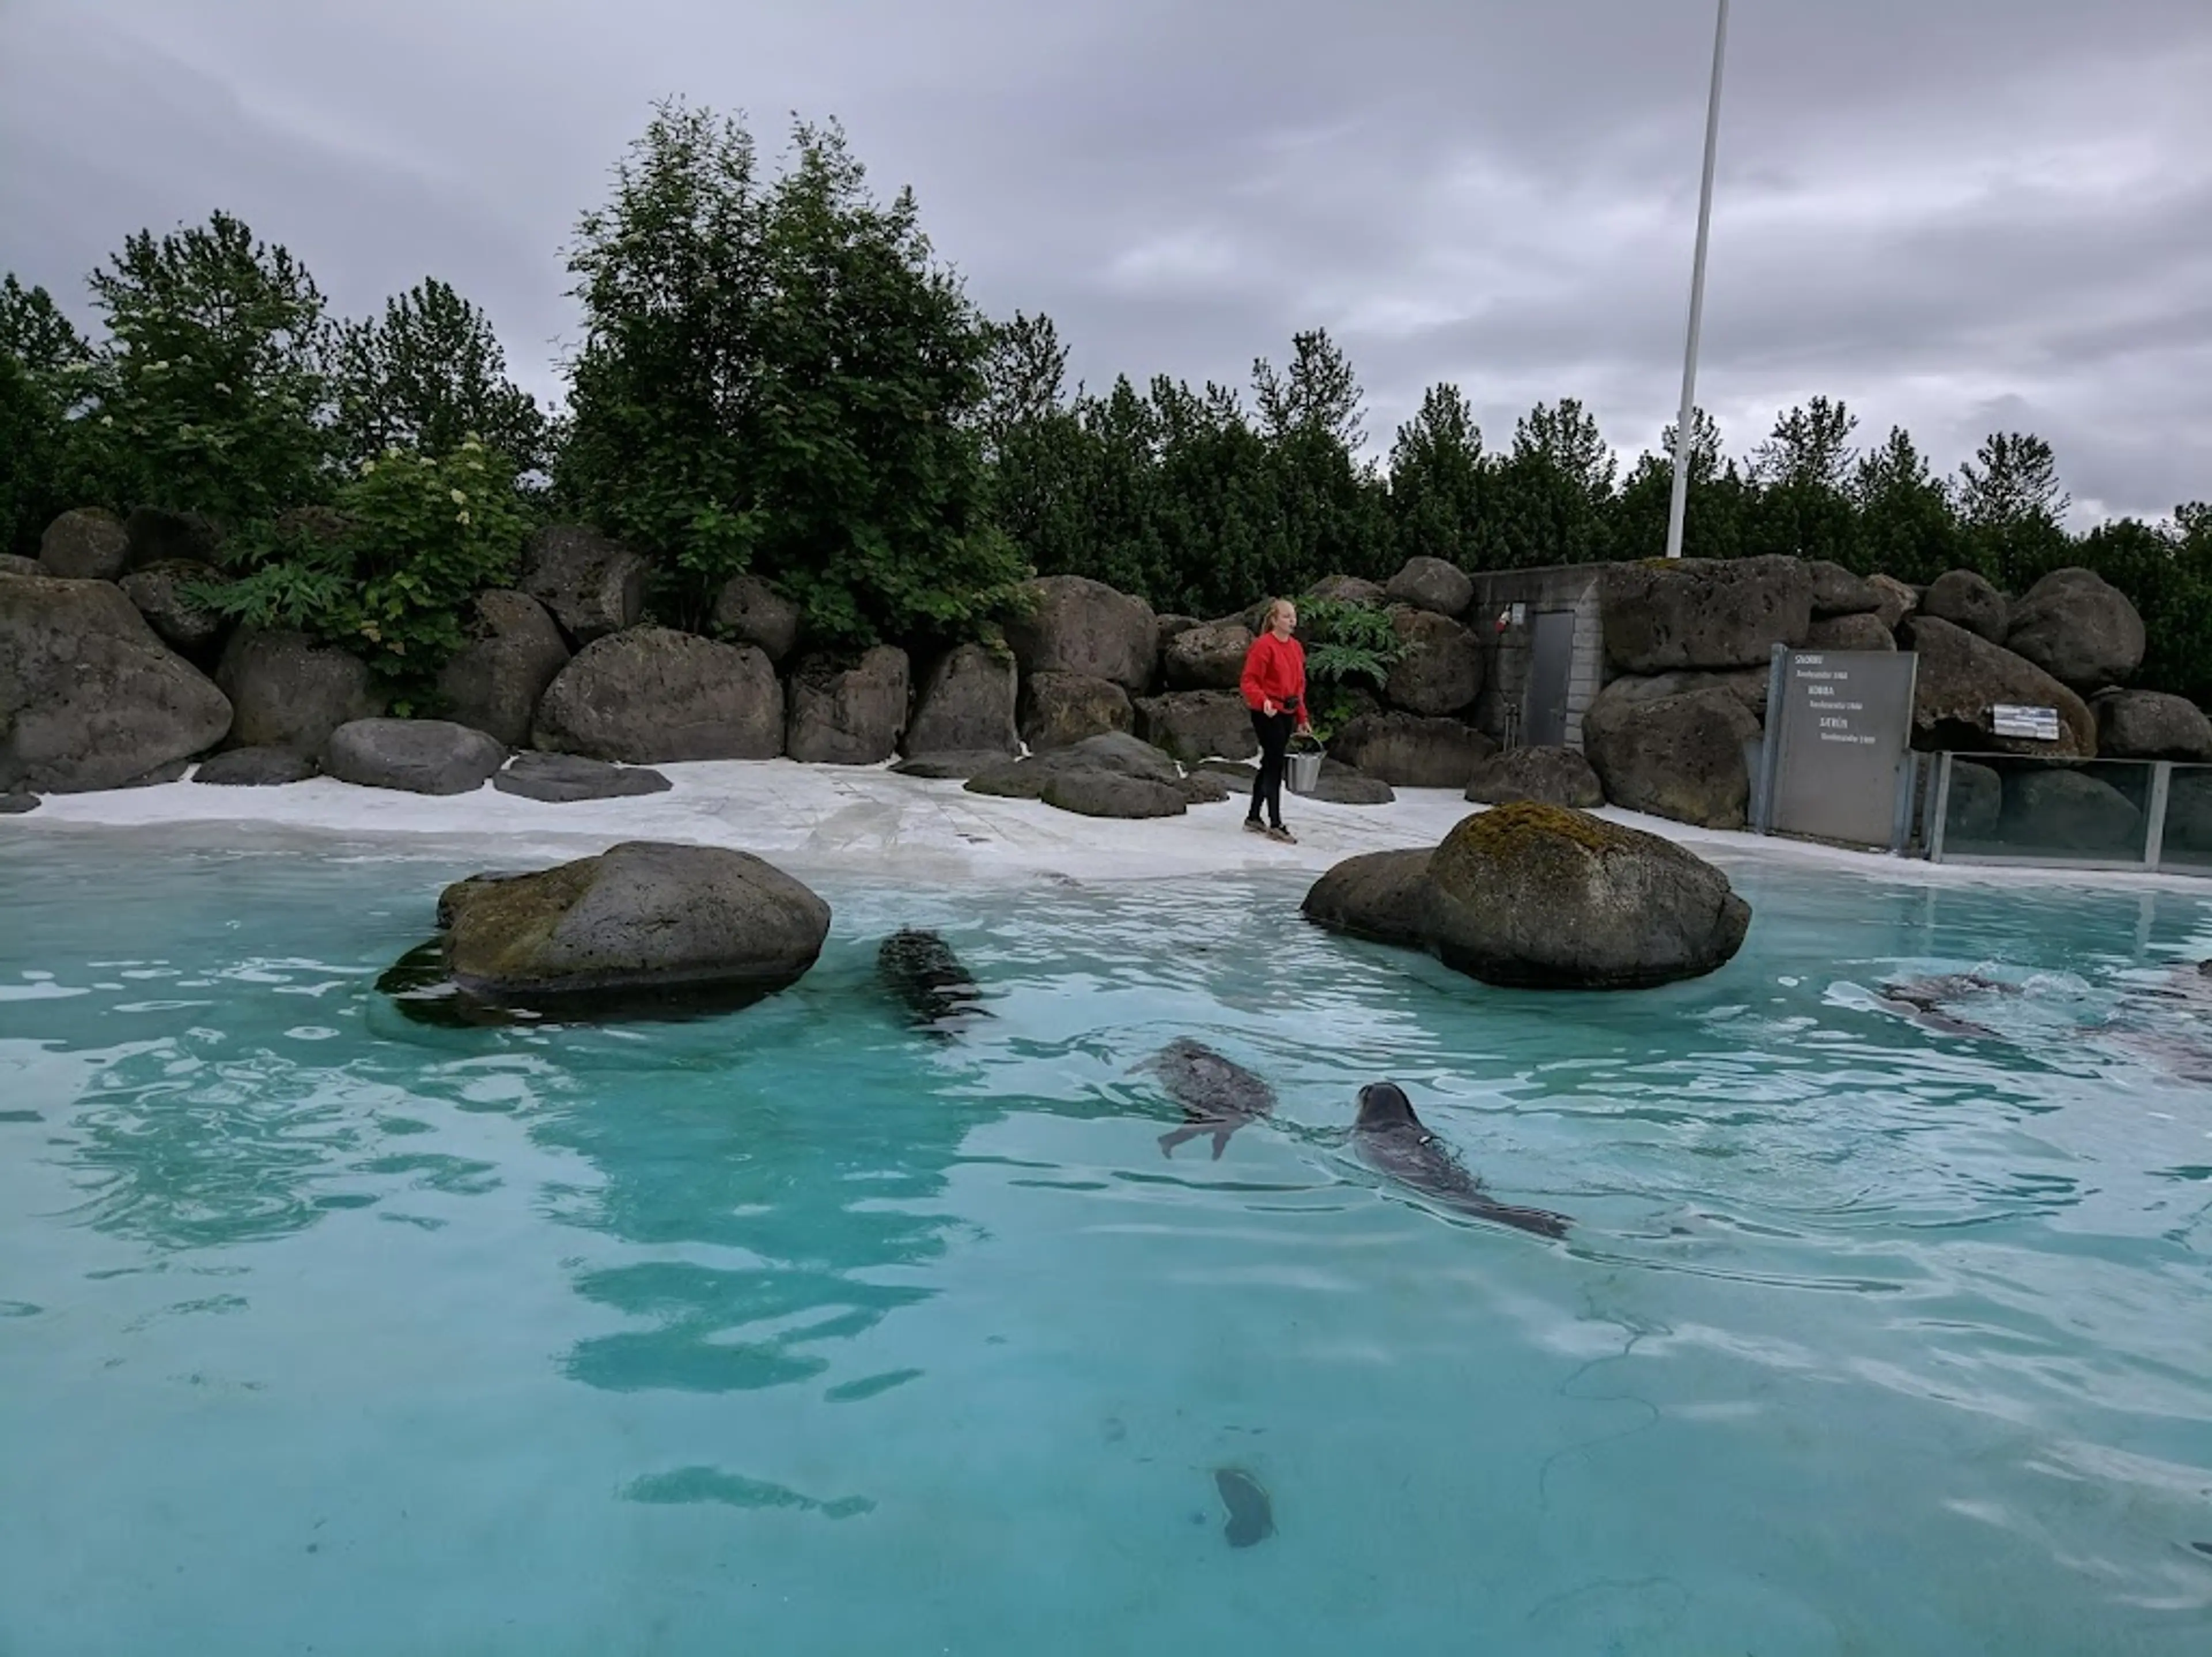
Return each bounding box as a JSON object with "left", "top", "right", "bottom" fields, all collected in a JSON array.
[{"left": 1239, "top": 597, "right": 1310, "bottom": 843}]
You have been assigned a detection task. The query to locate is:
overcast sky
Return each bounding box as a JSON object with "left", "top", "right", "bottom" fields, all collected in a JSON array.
[{"left": 3, "top": 0, "right": 2207, "bottom": 526}]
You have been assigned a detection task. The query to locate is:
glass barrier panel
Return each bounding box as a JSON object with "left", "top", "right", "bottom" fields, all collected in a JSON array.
[
  {"left": 2160, "top": 762, "right": 2212, "bottom": 873},
  {"left": 1940, "top": 755, "right": 2156, "bottom": 863}
]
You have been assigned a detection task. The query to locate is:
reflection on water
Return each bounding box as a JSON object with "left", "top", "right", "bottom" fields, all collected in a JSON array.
[{"left": 2, "top": 832, "right": 2210, "bottom": 1655}]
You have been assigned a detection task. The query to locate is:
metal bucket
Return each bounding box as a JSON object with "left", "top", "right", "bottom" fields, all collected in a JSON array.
[{"left": 1285, "top": 746, "right": 1324, "bottom": 796}]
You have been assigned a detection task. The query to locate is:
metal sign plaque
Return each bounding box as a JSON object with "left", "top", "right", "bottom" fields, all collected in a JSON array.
[
  {"left": 1991, "top": 703, "right": 2061, "bottom": 742},
  {"left": 1761, "top": 647, "right": 1921, "bottom": 849}
]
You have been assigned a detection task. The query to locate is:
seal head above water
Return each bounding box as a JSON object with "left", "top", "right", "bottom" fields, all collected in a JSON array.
[{"left": 1353, "top": 1083, "right": 1571, "bottom": 1240}]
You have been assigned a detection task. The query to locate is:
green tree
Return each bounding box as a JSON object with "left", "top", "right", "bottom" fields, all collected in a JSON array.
[
  {"left": 84, "top": 210, "right": 334, "bottom": 523},
  {"left": 1485, "top": 398, "right": 1616, "bottom": 568},
  {"left": 329, "top": 278, "right": 548, "bottom": 474},
  {"left": 1956, "top": 430, "right": 2069, "bottom": 588},
  {"left": 1749, "top": 396, "right": 1859, "bottom": 565},
  {"left": 1387, "top": 383, "right": 1490, "bottom": 567},
  {"left": 0, "top": 276, "right": 95, "bottom": 555},
  {"left": 1609, "top": 407, "right": 1751, "bottom": 562},
  {"left": 1849, "top": 426, "right": 1962, "bottom": 581},
  {"left": 558, "top": 102, "right": 1018, "bottom": 644}
]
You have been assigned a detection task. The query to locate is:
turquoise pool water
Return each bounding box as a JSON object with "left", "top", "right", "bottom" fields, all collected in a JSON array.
[{"left": 2, "top": 829, "right": 2210, "bottom": 1655}]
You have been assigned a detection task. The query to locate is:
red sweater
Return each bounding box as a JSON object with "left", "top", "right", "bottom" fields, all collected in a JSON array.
[{"left": 1241, "top": 631, "right": 1308, "bottom": 716}]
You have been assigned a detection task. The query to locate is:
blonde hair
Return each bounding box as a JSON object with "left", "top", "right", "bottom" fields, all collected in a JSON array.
[{"left": 1264, "top": 597, "right": 1296, "bottom": 627}]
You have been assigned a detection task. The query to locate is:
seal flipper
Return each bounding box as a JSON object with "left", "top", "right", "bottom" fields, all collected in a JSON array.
[
  {"left": 1211, "top": 1127, "right": 1233, "bottom": 1160},
  {"left": 1158, "top": 1125, "right": 1207, "bottom": 1159}
]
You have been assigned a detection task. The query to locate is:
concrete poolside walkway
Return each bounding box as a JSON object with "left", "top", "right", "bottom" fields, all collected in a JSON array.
[{"left": 9, "top": 755, "right": 2212, "bottom": 900}]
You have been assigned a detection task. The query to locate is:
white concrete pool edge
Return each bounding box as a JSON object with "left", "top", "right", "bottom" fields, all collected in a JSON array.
[{"left": 6, "top": 756, "right": 2210, "bottom": 898}]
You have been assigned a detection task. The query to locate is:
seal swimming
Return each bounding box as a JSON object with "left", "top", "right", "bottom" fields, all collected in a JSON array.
[
  {"left": 876, "top": 928, "right": 987, "bottom": 1032},
  {"left": 1212, "top": 1467, "right": 1274, "bottom": 1548},
  {"left": 1353, "top": 1083, "right": 1572, "bottom": 1239},
  {"left": 1141, "top": 1038, "right": 1277, "bottom": 1159}
]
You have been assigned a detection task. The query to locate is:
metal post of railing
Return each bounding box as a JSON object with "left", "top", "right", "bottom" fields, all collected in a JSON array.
[
  {"left": 2145, "top": 762, "right": 2172, "bottom": 870},
  {"left": 1925, "top": 752, "right": 1953, "bottom": 862}
]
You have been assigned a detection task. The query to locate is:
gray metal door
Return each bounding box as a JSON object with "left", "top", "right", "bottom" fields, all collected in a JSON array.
[{"left": 1525, "top": 610, "right": 1575, "bottom": 748}]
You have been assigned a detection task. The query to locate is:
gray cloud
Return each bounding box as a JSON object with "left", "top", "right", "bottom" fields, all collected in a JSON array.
[{"left": 2, "top": 0, "right": 2206, "bottom": 523}]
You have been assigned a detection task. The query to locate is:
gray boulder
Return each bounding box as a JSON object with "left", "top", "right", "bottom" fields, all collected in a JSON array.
[
  {"left": 1808, "top": 561, "right": 1882, "bottom": 618},
  {"left": 1588, "top": 668, "right": 1769, "bottom": 719},
  {"left": 1583, "top": 680, "right": 1762, "bottom": 829},
  {"left": 519, "top": 526, "right": 649, "bottom": 645},
  {"left": 1302, "top": 801, "right": 1751, "bottom": 990},
  {"left": 1465, "top": 746, "right": 1604, "bottom": 808},
  {"left": 1305, "top": 758, "right": 1395, "bottom": 805},
  {"left": 325, "top": 718, "right": 507, "bottom": 795},
  {"left": 890, "top": 751, "right": 1011, "bottom": 780},
  {"left": 2090, "top": 690, "right": 2212, "bottom": 762},
  {"left": 2004, "top": 568, "right": 2146, "bottom": 690},
  {"left": 1867, "top": 574, "right": 1918, "bottom": 631},
  {"left": 38, "top": 508, "right": 129, "bottom": 581},
  {"left": 216, "top": 630, "right": 382, "bottom": 756},
  {"left": 1899, "top": 615, "right": 2095, "bottom": 757},
  {"left": 1177, "top": 770, "right": 1236, "bottom": 804},
  {"left": 193, "top": 747, "right": 317, "bottom": 786},
  {"left": 1921, "top": 570, "right": 2008, "bottom": 644},
  {"left": 1, "top": 574, "right": 234, "bottom": 793},
  {"left": 786, "top": 646, "right": 910, "bottom": 765},
  {"left": 1327, "top": 711, "right": 1495, "bottom": 788},
  {"left": 1134, "top": 690, "right": 1257, "bottom": 762},
  {"left": 1040, "top": 771, "right": 1188, "bottom": 819},
  {"left": 436, "top": 590, "right": 571, "bottom": 747},
  {"left": 1385, "top": 556, "right": 1474, "bottom": 618},
  {"left": 1155, "top": 614, "right": 1202, "bottom": 665},
  {"left": 1164, "top": 620, "right": 1254, "bottom": 691},
  {"left": 0, "top": 791, "right": 39, "bottom": 813},
  {"left": 1019, "top": 671, "right": 1134, "bottom": 750},
  {"left": 1004, "top": 574, "right": 1157, "bottom": 693},
  {"left": 1803, "top": 612, "right": 1896, "bottom": 652},
  {"left": 711, "top": 575, "right": 802, "bottom": 665},
  {"left": 1384, "top": 608, "right": 1484, "bottom": 716},
  {"left": 533, "top": 627, "right": 783, "bottom": 763},
  {"left": 493, "top": 751, "right": 672, "bottom": 803},
  {"left": 431, "top": 841, "right": 830, "bottom": 1009},
  {"left": 123, "top": 507, "right": 224, "bottom": 572},
  {"left": 119, "top": 561, "right": 226, "bottom": 657},
  {"left": 1941, "top": 760, "right": 2002, "bottom": 840},
  {"left": 903, "top": 644, "right": 1017, "bottom": 757},
  {"left": 966, "top": 731, "right": 1184, "bottom": 801},
  {"left": 1304, "top": 574, "right": 1388, "bottom": 608},
  {"left": 0, "top": 554, "right": 44, "bottom": 578},
  {"left": 1997, "top": 768, "right": 2142, "bottom": 854},
  {"left": 1600, "top": 555, "right": 1813, "bottom": 673}
]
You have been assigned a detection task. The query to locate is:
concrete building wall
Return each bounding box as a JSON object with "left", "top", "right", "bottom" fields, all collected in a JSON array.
[{"left": 1467, "top": 565, "right": 1611, "bottom": 751}]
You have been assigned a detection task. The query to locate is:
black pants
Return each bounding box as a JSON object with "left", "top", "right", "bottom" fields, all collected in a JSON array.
[{"left": 1248, "top": 710, "right": 1296, "bottom": 827}]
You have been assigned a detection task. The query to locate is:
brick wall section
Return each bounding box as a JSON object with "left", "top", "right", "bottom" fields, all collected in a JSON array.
[{"left": 1465, "top": 565, "right": 1612, "bottom": 751}]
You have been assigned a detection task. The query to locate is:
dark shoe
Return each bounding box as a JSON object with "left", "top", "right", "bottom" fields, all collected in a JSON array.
[
  {"left": 1265, "top": 825, "right": 1297, "bottom": 844},
  {"left": 1243, "top": 817, "right": 1268, "bottom": 834}
]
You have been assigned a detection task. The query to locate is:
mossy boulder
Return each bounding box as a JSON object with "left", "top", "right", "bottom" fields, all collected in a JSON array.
[
  {"left": 1302, "top": 801, "right": 1751, "bottom": 989},
  {"left": 383, "top": 841, "right": 831, "bottom": 1022}
]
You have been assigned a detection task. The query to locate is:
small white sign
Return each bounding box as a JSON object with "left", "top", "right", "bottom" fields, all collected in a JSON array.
[{"left": 1991, "top": 703, "right": 2061, "bottom": 741}]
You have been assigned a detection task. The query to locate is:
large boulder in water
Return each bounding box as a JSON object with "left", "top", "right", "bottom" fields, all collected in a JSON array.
[
  {"left": 1302, "top": 801, "right": 1751, "bottom": 990},
  {"left": 2090, "top": 690, "right": 2212, "bottom": 762},
  {"left": 1582, "top": 680, "right": 1761, "bottom": 828},
  {"left": 1600, "top": 555, "right": 1813, "bottom": 673},
  {"left": 1465, "top": 746, "right": 1604, "bottom": 809},
  {"left": 410, "top": 841, "right": 831, "bottom": 1017},
  {"left": 436, "top": 591, "right": 570, "bottom": 747},
  {"left": 1018, "top": 671, "right": 1132, "bottom": 750},
  {"left": 2003, "top": 568, "right": 2146, "bottom": 691},
  {"left": 1134, "top": 690, "right": 1255, "bottom": 762},
  {"left": 1921, "top": 570, "right": 2008, "bottom": 644},
  {"left": 1004, "top": 574, "right": 1157, "bottom": 693},
  {"left": 518, "top": 525, "right": 648, "bottom": 645},
  {"left": 1327, "top": 711, "right": 1494, "bottom": 788},
  {"left": 216, "top": 629, "right": 382, "bottom": 756},
  {"left": 785, "top": 646, "right": 910, "bottom": 765},
  {"left": 902, "top": 643, "right": 1016, "bottom": 758},
  {"left": 1898, "top": 615, "right": 2094, "bottom": 756},
  {"left": 533, "top": 627, "right": 783, "bottom": 762},
  {"left": 325, "top": 718, "right": 507, "bottom": 795},
  {"left": 0, "top": 573, "right": 234, "bottom": 792}
]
